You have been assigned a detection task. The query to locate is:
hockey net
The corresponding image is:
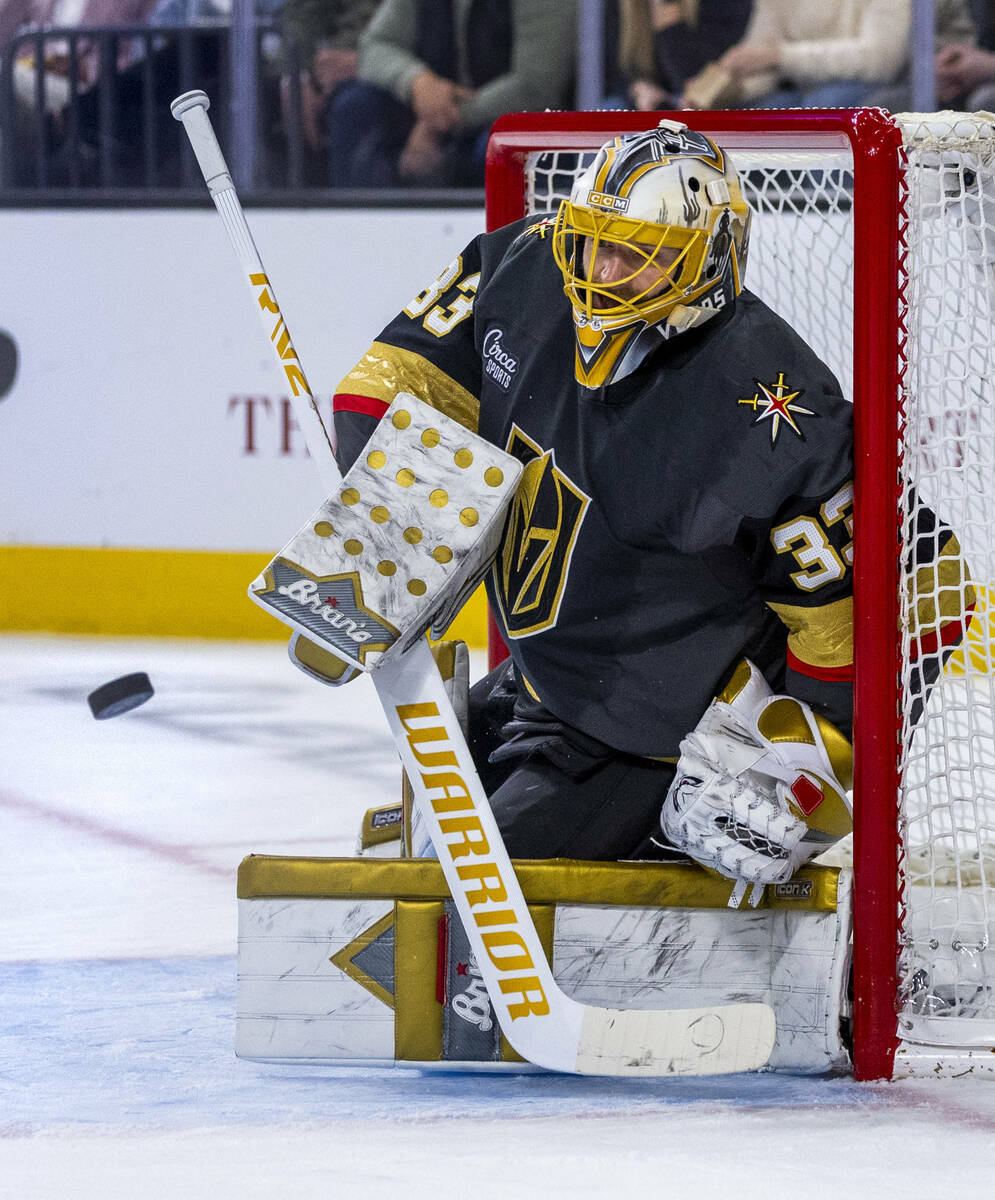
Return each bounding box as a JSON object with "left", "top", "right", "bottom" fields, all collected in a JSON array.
[{"left": 485, "top": 109, "right": 995, "bottom": 1080}]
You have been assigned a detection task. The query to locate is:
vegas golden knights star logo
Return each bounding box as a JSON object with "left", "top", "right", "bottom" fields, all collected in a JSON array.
[{"left": 496, "top": 426, "right": 590, "bottom": 638}]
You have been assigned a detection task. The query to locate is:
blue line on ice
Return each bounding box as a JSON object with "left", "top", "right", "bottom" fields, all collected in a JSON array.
[{"left": 0, "top": 956, "right": 883, "bottom": 1131}]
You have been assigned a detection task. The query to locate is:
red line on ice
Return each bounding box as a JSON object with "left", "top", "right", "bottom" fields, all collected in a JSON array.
[{"left": 0, "top": 788, "right": 230, "bottom": 878}]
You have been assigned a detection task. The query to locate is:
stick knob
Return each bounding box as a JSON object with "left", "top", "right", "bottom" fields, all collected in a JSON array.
[
  {"left": 170, "top": 89, "right": 210, "bottom": 120},
  {"left": 170, "top": 90, "right": 231, "bottom": 194}
]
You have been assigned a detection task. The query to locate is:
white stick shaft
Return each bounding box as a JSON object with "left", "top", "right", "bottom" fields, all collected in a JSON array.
[
  {"left": 377, "top": 640, "right": 583, "bottom": 1066},
  {"left": 170, "top": 88, "right": 573, "bottom": 1061},
  {"left": 171, "top": 90, "right": 339, "bottom": 495}
]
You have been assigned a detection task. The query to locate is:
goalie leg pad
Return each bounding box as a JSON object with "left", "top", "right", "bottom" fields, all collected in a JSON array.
[
  {"left": 248, "top": 392, "right": 523, "bottom": 672},
  {"left": 236, "top": 855, "right": 853, "bottom": 1075}
]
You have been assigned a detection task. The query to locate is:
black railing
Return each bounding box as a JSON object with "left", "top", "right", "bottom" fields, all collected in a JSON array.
[{"left": 0, "top": 25, "right": 484, "bottom": 205}]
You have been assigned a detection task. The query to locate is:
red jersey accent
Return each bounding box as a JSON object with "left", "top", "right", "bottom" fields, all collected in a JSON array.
[
  {"left": 334, "top": 393, "right": 390, "bottom": 420},
  {"left": 787, "top": 648, "right": 854, "bottom": 682}
]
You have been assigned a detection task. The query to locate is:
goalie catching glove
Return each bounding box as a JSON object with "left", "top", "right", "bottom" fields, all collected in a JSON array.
[{"left": 660, "top": 659, "right": 853, "bottom": 908}]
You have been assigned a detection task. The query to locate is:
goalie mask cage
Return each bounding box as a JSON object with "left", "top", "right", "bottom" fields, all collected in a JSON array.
[{"left": 484, "top": 108, "right": 995, "bottom": 1082}]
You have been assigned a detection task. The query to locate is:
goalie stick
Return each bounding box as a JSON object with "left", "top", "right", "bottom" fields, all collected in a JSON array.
[{"left": 170, "top": 89, "right": 776, "bottom": 1077}]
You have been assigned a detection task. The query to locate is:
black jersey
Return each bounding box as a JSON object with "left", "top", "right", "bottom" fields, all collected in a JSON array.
[{"left": 334, "top": 216, "right": 860, "bottom": 756}]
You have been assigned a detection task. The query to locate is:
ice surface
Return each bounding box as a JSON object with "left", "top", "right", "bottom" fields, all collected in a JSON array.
[{"left": 1, "top": 635, "right": 993, "bottom": 1199}]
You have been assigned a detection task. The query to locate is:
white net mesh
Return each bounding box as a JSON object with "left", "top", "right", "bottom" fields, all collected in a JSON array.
[
  {"left": 894, "top": 113, "right": 995, "bottom": 1046},
  {"left": 521, "top": 116, "right": 995, "bottom": 1052}
]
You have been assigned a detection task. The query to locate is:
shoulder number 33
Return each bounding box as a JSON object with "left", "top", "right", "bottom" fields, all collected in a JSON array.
[
  {"left": 770, "top": 482, "right": 854, "bottom": 592},
  {"left": 404, "top": 256, "right": 480, "bottom": 337}
]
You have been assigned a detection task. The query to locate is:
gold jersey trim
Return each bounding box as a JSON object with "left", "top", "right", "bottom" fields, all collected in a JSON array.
[
  {"left": 337, "top": 340, "right": 480, "bottom": 433},
  {"left": 766, "top": 595, "right": 854, "bottom": 670},
  {"left": 908, "top": 532, "right": 976, "bottom": 635}
]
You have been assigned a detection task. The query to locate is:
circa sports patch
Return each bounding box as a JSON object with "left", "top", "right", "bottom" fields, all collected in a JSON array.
[{"left": 482, "top": 327, "right": 519, "bottom": 390}]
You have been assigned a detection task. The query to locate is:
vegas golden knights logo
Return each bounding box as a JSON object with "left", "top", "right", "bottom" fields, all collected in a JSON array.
[{"left": 496, "top": 426, "right": 590, "bottom": 638}]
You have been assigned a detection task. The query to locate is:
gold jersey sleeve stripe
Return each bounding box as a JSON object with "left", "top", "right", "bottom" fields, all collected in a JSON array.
[
  {"left": 335, "top": 341, "right": 480, "bottom": 433},
  {"left": 766, "top": 595, "right": 854, "bottom": 671}
]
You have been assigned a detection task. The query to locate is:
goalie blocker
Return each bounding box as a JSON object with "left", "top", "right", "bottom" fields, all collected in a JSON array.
[{"left": 248, "top": 392, "right": 522, "bottom": 675}]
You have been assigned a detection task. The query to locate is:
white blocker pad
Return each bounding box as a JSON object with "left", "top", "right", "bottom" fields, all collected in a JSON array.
[
  {"left": 236, "top": 856, "right": 853, "bottom": 1075},
  {"left": 248, "top": 393, "right": 523, "bottom": 671}
]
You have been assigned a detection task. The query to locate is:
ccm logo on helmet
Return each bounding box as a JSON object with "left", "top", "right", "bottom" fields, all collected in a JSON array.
[{"left": 587, "top": 190, "right": 629, "bottom": 213}]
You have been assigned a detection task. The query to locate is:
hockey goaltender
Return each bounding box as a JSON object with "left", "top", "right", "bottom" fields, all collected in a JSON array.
[{"left": 239, "top": 121, "right": 970, "bottom": 1074}]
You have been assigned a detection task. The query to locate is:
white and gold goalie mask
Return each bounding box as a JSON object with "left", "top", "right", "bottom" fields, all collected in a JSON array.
[{"left": 552, "top": 120, "right": 752, "bottom": 388}]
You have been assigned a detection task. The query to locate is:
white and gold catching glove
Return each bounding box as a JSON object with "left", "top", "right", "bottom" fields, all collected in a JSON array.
[{"left": 659, "top": 660, "right": 853, "bottom": 908}]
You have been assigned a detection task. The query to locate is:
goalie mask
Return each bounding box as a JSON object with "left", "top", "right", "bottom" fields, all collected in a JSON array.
[{"left": 552, "top": 120, "right": 751, "bottom": 388}]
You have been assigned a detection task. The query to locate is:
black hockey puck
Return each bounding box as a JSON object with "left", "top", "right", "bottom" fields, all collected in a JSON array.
[{"left": 87, "top": 672, "right": 155, "bottom": 720}]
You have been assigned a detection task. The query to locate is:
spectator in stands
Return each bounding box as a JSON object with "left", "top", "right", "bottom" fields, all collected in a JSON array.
[
  {"left": 147, "top": 0, "right": 284, "bottom": 24},
  {"left": 868, "top": 0, "right": 977, "bottom": 112},
  {"left": 11, "top": 0, "right": 279, "bottom": 187},
  {"left": 279, "top": 0, "right": 378, "bottom": 176},
  {"left": 325, "top": 0, "right": 577, "bottom": 189},
  {"left": 682, "top": 0, "right": 911, "bottom": 110},
  {"left": 2, "top": 0, "right": 157, "bottom": 107},
  {"left": 935, "top": 0, "right": 995, "bottom": 108},
  {"left": 0, "top": 0, "right": 39, "bottom": 48},
  {"left": 616, "top": 0, "right": 752, "bottom": 112},
  {"left": 0, "top": 0, "right": 158, "bottom": 184}
]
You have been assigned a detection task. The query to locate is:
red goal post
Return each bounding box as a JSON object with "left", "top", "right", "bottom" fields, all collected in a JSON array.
[{"left": 484, "top": 108, "right": 995, "bottom": 1082}]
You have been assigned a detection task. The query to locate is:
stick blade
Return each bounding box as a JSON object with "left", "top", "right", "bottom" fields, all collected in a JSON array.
[{"left": 575, "top": 1002, "right": 776, "bottom": 1077}]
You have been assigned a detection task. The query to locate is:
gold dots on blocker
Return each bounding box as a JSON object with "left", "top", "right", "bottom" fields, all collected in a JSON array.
[
  {"left": 430, "top": 489, "right": 449, "bottom": 508},
  {"left": 314, "top": 521, "right": 334, "bottom": 537},
  {"left": 484, "top": 468, "right": 504, "bottom": 487},
  {"left": 377, "top": 560, "right": 396, "bottom": 577},
  {"left": 392, "top": 409, "right": 411, "bottom": 429},
  {"left": 460, "top": 508, "right": 479, "bottom": 527},
  {"left": 367, "top": 450, "right": 386, "bottom": 470},
  {"left": 454, "top": 448, "right": 473, "bottom": 468},
  {"left": 403, "top": 527, "right": 423, "bottom": 544},
  {"left": 396, "top": 468, "right": 415, "bottom": 487},
  {"left": 370, "top": 506, "right": 390, "bottom": 524},
  {"left": 344, "top": 539, "right": 363, "bottom": 556},
  {"left": 421, "top": 428, "right": 441, "bottom": 448},
  {"left": 341, "top": 488, "right": 360, "bottom": 506},
  {"left": 433, "top": 546, "right": 453, "bottom": 564},
  {"left": 407, "top": 579, "right": 427, "bottom": 596}
]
